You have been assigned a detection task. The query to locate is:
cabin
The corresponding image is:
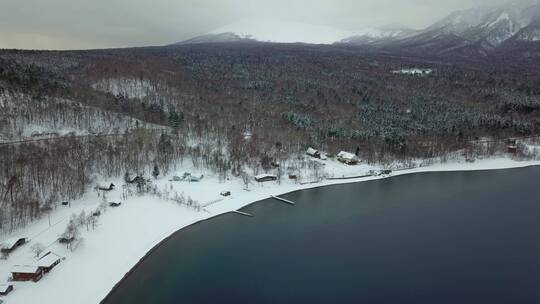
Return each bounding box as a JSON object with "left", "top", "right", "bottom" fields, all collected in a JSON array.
[
  {"left": 11, "top": 265, "right": 42, "bottom": 282},
  {"left": 255, "top": 174, "right": 278, "bottom": 183},
  {"left": 508, "top": 145, "right": 518, "bottom": 154},
  {"left": 306, "top": 147, "right": 321, "bottom": 159},
  {"left": 37, "top": 252, "right": 62, "bottom": 274},
  {"left": 288, "top": 174, "right": 298, "bottom": 180},
  {"left": 1, "top": 238, "right": 27, "bottom": 255},
  {"left": 109, "top": 202, "right": 122, "bottom": 207},
  {"left": 129, "top": 176, "right": 145, "bottom": 184},
  {"left": 0, "top": 284, "right": 13, "bottom": 296},
  {"left": 98, "top": 183, "right": 115, "bottom": 191},
  {"left": 337, "top": 151, "right": 359, "bottom": 165}
]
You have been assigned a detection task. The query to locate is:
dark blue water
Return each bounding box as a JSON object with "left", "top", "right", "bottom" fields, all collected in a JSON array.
[{"left": 103, "top": 167, "right": 540, "bottom": 304}]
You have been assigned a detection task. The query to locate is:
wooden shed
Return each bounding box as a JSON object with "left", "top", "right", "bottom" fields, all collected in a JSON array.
[
  {"left": 11, "top": 265, "right": 43, "bottom": 282},
  {"left": 37, "top": 252, "right": 62, "bottom": 274}
]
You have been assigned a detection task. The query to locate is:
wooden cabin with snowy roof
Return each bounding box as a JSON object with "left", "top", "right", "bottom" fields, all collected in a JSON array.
[
  {"left": 37, "top": 252, "right": 62, "bottom": 274},
  {"left": 1, "top": 237, "right": 27, "bottom": 255},
  {"left": 11, "top": 265, "right": 43, "bottom": 282},
  {"left": 337, "top": 151, "right": 359, "bottom": 165}
]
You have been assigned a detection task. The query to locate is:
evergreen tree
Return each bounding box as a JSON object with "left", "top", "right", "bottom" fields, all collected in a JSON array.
[
  {"left": 124, "top": 171, "right": 131, "bottom": 183},
  {"left": 152, "top": 164, "right": 160, "bottom": 180}
]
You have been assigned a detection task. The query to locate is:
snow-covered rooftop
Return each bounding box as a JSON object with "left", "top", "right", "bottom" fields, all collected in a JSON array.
[
  {"left": 307, "top": 147, "right": 319, "bottom": 155},
  {"left": 38, "top": 253, "right": 62, "bottom": 268},
  {"left": 337, "top": 151, "right": 358, "bottom": 160},
  {"left": 1, "top": 237, "right": 25, "bottom": 250},
  {"left": 255, "top": 174, "right": 277, "bottom": 179},
  {"left": 12, "top": 265, "right": 40, "bottom": 274},
  {"left": 0, "top": 284, "right": 12, "bottom": 293}
]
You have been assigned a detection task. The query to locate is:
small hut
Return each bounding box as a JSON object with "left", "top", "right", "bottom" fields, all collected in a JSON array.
[
  {"left": 1, "top": 237, "right": 27, "bottom": 255},
  {"left": 98, "top": 183, "right": 115, "bottom": 191},
  {"left": 255, "top": 174, "right": 278, "bottom": 183},
  {"left": 337, "top": 151, "right": 359, "bottom": 165},
  {"left": 306, "top": 147, "right": 321, "bottom": 159},
  {"left": 37, "top": 252, "right": 62, "bottom": 274},
  {"left": 0, "top": 284, "right": 13, "bottom": 296}
]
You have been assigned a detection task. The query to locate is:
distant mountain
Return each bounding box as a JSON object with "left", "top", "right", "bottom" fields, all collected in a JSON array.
[
  {"left": 179, "top": 32, "right": 253, "bottom": 45},
  {"left": 344, "top": 1, "right": 540, "bottom": 58},
  {"left": 174, "top": 1, "right": 540, "bottom": 60},
  {"left": 338, "top": 25, "right": 418, "bottom": 45},
  {"left": 177, "top": 18, "right": 355, "bottom": 45}
]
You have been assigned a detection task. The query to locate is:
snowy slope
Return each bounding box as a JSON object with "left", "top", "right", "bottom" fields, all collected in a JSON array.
[
  {"left": 337, "top": 1, "right": 540, "bottom": 54},
  {"left": 339, "top": 25, "right": 418, "bottom": 44},
  {"left": 403, "top": 1, "right": 540, "bottom": 50}
]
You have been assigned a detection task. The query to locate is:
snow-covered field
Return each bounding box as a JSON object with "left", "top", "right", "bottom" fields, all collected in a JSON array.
[{"left": 0, "top": 157, "right": 539, "bottom": 304}]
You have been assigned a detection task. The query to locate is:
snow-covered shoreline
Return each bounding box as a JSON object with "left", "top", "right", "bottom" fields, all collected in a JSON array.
[{"left": 1, "top": 157, "right": 539, "bottom": 304}]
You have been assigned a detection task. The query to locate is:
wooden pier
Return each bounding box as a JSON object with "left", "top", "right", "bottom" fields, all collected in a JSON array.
[
  {"left": 270, "top": 195, "right": 296, "bottom": 206},
  {"left": 232, "top": 211, "right": 254, "bottom": 217}
]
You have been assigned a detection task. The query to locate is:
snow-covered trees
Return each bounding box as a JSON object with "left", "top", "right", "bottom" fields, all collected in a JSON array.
[
  {"left": 2, "top": 42, "right": 540, "bottom": 233},
  {"left": 31, "top": 242, "right": 46, "bottom": 258},
  {"left": 60, "top": 215, "right": 82, "bottom": 252},
  {"left": 87, "top": 212, "right": 99, "bottom": 231}
]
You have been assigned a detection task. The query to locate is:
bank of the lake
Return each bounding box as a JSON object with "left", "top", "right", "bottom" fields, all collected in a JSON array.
[{"left": 104, "top": 165, "right": 540, "bottom": 304}]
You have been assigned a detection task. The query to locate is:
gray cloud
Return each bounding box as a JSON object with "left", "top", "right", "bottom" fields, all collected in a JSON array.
[{"left": 0, "top": 0, "right": 513, "bottom": 50}]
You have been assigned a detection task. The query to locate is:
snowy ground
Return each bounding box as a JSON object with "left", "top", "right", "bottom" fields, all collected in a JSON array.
[{"left": 0, "top": 156, "right": 539, "bottom": 304}]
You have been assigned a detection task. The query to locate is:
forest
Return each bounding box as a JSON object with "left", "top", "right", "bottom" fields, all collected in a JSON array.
[{"left": 1, "top": 42, "right": 540, "bottom": 231}]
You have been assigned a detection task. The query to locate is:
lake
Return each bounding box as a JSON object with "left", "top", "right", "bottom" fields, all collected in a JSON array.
[{"left": 103, "top": 167, "right": 540, "bottom": 304}]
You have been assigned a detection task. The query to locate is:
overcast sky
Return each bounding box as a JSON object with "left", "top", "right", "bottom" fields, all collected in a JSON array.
[{"left": 0, "top": 0, "right": 513, "bottom": 50}]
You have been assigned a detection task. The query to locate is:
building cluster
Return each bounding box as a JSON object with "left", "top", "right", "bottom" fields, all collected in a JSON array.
[{"left": 0, "top": 237, "right": 64, "bottom": 297}]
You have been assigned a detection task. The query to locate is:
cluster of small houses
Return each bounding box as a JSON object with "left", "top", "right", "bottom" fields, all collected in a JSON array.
[
  {"left": 0, "top": 237, "right": 64, "bottom": 297},
  {"left": 306, "top": 147, "right": 360, "bottom": 165},
  {"left": 253, "top": 148, "right": 361, "bottom": 183}
]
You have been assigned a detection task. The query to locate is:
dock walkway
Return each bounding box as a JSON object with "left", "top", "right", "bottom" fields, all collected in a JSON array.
[{"left": 270, "top": 195, "right": 296, "bottom": 206}]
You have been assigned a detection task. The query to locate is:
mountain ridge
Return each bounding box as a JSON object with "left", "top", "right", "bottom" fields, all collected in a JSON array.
[{"left": 174, "top": 1, "right": 540, "bottom": 59}]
